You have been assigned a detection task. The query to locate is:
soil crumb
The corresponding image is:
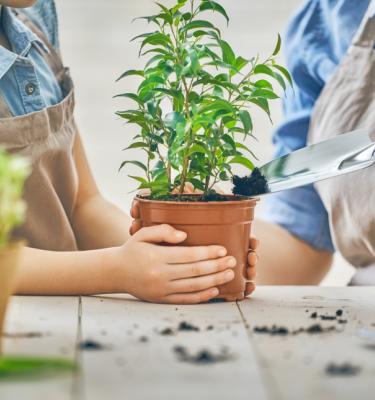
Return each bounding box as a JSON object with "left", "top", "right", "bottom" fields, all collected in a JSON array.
[
  {"left": 178, "top": 321, "right": 200, "bottom": 332},
  {"left": 206, "top": 325, "right": 214, "bottom": 331},
  {"left": 173, "top": 346, "right": 232, "bottom": 365},
  {"left": 160, "top": 328, "right": 174, "bottom": 336},
  {"left": 310, "top": 309, "right": 346, "bottom": 322},
  {"left": 139, "top": 336, "right": 149, "bottom": 343},
  {"left": 232, "top": 168, "right": 269, "bottom": 197},
  {"left": 208, "top": 298, "right": 226, "bottom": 303},
  {"left": 254, "top": 325, "right": 289, "bottom": 335},
  {"left": 253, "top": 324, "right": 337, "bottom": 336},
  {"left": 2, "top": 332, "right": 44, "bottom": 338},
  {"left": 336, "top": 309, "right": 343, "bottom": 317},
  {"left": 79, "top": 339, "right": 105, "bottom": 351},
  {"left": 325, "top": 362, "right": 361, "bottom": 376}
]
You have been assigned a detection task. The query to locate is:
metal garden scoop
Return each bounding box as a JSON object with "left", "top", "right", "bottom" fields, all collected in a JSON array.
[{"left": 232, "top": 129, "right": 375, "bottom": 196}]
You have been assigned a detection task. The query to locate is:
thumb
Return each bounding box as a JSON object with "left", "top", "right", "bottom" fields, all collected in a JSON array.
[{"left": 134, "top": 224, "right": 187, "bottom": 244}]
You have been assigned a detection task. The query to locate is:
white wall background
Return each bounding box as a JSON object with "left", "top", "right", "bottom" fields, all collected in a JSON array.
[{"left": 56, "top": 0, "right": 354, "bottom": 285}]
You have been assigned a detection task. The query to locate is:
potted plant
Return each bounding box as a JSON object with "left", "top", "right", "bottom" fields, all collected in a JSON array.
[
  {"left": 0, "top": 149, "right": 29, "bottom": 348},
  {"left": 116, "top": 0, "right": 291, "bottom": 300}
]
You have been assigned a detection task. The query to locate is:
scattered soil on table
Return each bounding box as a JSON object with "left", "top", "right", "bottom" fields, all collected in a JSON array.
[
  {"left": 79, "top": 339, "right": 105, "bottom": 351},
  {"left": 178, "top": 321, "right": 200, "bottom": 332},
  {"left": 310, "top": 309, "right": 345, "bottom": 322},
  {"left": 2, "top": 332, "right": 44, "bottom": 338},
  {"left": 206, "top": 325, "right": 214, "bottom": 331},
  {"left": 254, "top": 325, "right": 289, "bottom": 336},
  {"left": 139, "top": 336, "right": 149, "bottom": 343},
  {"left": 325, "top": 362, "right": 361, "bottom": 376},
  {"left": 253, "top": 323, "right": 337, "bottom": 336},
  {"left": 160, "top": 328, "right": 174, "bottom": 336},
  {"left": 173, "top": 345, "right": 232, "bottom": 365},
  {"left": 208, "top": 298, "right": 227, "bottom": 303},
  {"left": 232, "top": 168, "right": 269, "bottom": 197}
]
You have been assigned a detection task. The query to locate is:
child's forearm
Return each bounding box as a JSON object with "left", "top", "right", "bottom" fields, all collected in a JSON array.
[
  {"left": 72, "top": 194, "right": 132, "bottom": 250},
  {"left": 14, "top": 246, "right": 121, "bottom": 295}
]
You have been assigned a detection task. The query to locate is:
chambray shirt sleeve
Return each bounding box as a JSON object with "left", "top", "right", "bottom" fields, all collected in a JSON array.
[{"left": 261, "top": 1, "right": 336, "bottom": 252}]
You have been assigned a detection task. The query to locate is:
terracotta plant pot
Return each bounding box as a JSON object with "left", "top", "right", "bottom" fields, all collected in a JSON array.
[
  {"left": 0, "top": 242, "right": 23, "bottom": 352},
  {"left": 137, "top": 195, "right": 257, "bottom": 301}
]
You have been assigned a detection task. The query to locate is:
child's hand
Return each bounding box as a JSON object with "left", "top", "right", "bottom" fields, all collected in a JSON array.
[
  {"left": 245, "top": 238, "right": 259, "bottom": 297},
  {"left": 116, "top": 224, "right": 236, "bottom": 304}
]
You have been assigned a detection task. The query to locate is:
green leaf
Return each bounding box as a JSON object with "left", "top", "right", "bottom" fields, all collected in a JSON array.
[
  {"left": 164, "top": 112, "right": 186, "bottom": 129},
  {"left": 272, "top": 33, "right": 282, "bottom": 56},
  {"left": 140, "top": 33, "right": 172, "bottom": 54},
  {"left": 238, "top": 110, "right": 253, "bottom": 133},
  {"left": 188, "top": 143, "right": 207, "bottom": 156},
  {"left": 119, "top": 160, "right": 148, "bottom": 173},
  {"left": 116, "top": 70, "right": 144, "bottom": 82},
  {"left": 180, "top": 20, "right": 218, "bottom": 34},
  {"left": 113, "top": 93, "right": 144, "bottom": 106},
  {"left": 252, "top": 88, "right": 279, "bottom": 100},
  {"left": 219, "top": 40, "right": 236, "bottom": 66},
  {"left": 199, "top": 1, "right": 230, "bottom": 24},
  {"left": 229, "top": 155, "right": 254, "bottom": 170},
  {"left": 254, "top": 79, "right": 273, "bottom": 89},
  {"left": 272, "top": 64, "right": 293, "bottom": 87},
  {"left": 249, "top": 97, "right": 271, "bottom": 117},
  {"left": 123, "top": 142, "right": 148, "bottom": 151}
]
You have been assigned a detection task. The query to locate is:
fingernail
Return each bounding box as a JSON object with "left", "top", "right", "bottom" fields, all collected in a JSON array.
[
  {"left": 227, "top": 257, "right": 236, "bottom": 267},
  {"left": 211, "top": 288, "right": 219, "bottom": 296},
  {"left": 175, "top": 231, "right": 186, "bottom": 239},
  {"left": 225, "top": 270, "right": 234, "bottom": 280},
  {"left": 218, "top": 248, "right": 227, "bottom": 257}
]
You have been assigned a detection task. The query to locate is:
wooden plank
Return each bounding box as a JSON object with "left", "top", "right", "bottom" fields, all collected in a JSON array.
[
  {"left": 0, "top": 296, "right": 79, "bottom": 400},
  {"left": 238, "top": 286, "right": 375, "bottom": 400},
  {"left": 79, "top": 295, "right": 267, "bottom": 400}
]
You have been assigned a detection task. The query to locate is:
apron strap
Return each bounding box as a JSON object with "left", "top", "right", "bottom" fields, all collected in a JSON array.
[
  {"left": 12, "top": 9, "right": 65, "bottom": 82},
  {"left": 0, "top": 95, "right": 13, "bottom": 118},
  {"left": 353, "top": 2, "right": 375, "bottom": 48}
]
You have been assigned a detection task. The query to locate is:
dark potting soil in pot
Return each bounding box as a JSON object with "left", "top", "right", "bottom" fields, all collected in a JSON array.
[
  {"left": 232, "top": 168, "right": 269, "bottom": 197},
  {"left": 139, "top": 192, "right": 247, "bottom": 202}
]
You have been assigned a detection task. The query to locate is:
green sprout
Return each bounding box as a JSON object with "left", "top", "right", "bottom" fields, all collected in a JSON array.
[
  {"left": 116, "top": 0, "right": 292, "bottom": 196},
  {"left": 0, "top": 148, "right": 30, "bottom": 248}
]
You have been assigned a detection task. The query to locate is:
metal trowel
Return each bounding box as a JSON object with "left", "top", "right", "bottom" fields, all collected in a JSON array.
[{"left": 233, "top": 129, "right": 375, "bottom": 196}]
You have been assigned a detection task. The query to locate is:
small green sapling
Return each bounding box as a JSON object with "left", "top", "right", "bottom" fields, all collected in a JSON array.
[
  {"left": 0, "top": 149, "right": 29, "bottom": 248},
  {"left": 116, "top": 0, "right": 291, "bottom": 197}
]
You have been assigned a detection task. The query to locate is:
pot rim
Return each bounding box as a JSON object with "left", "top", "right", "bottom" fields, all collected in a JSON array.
[{"left": 136, "top": 193, "right": 259, "bottom": 206}]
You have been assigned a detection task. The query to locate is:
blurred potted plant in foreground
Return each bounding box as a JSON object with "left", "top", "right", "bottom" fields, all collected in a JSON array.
[
  {"left": 0, "top": 148, "right": 29, "bottom": 349},
  {"left": 116, "top": 0, "right": 291, "bottom": 300}
]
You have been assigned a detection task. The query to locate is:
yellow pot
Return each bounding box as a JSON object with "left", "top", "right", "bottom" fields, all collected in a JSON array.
[{"left": 0, "top": 242, "right": 23, "bottom": 352}]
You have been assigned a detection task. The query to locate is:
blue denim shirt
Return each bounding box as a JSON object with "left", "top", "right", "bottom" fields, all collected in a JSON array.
[
  {"left": 263, "top": 0, "right": 373, "bottom": 252},
  {"left": 0, "top": 1, "right": 62, "bottom": 116}
]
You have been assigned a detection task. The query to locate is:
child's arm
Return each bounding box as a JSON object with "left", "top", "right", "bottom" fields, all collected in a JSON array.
[
  {"left": 15, "top": 224, "right": 235, "bottom": 303},
  {"left": 71, "top": 133, "right": 132, "bottom": 250}
]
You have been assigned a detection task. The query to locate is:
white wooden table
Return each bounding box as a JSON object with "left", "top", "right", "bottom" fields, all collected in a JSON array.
[{"left": 1, "top": 287, "right": 375, "bottom": 400}]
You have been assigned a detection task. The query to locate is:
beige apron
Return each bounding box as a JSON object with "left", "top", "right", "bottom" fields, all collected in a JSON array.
[
  {"left": 308, "top": 3, "right": 375, "bottom": 284},
  {"left": 0, "top": 10, "right": 78, "bottom": 251}
]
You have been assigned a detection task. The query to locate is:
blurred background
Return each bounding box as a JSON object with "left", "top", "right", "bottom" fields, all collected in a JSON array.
[{"left": 56, "top": 0, "right": 354, "bottom": 285}]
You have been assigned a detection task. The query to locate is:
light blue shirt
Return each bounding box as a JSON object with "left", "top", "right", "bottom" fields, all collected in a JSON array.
[
  {"left": 0, "top": 1, "right": 62, "bottom": 116},
  {"left": 263, "top": 0, "right": 373, "bottom": 252}
]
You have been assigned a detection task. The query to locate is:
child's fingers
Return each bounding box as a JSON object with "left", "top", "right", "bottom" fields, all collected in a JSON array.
[
  {"left": 169, "top": 256, "right": 236, "bottom": 280},
  {"left": 162, "top": 244, "right": 227, "bottom": 264},
  {"left": 248, "top": 251, "right": 258, "bottom": 267},
  {"left": 245, "top": 282, "right": 256, "bottom": 297},
  {"left": 130, "top": 199, "right": 140, "bottom": 219},
  {"left": 168, "top": 269, "right": 234, "bottom": 294},
  {"left": 249, "top": 237, "right": 259, "bottom": 251},
  {"left": 129, "top": 219, "right": 142, "bottom": 236},
  {"left": 163, "top": 287, "right": 219, "bottom": 304},
  {"left": 246, "top": 266, "right": 256, "bottom": 280},
  {"left": 134, "top": 224, "right": 187, "bottom": 244}
]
